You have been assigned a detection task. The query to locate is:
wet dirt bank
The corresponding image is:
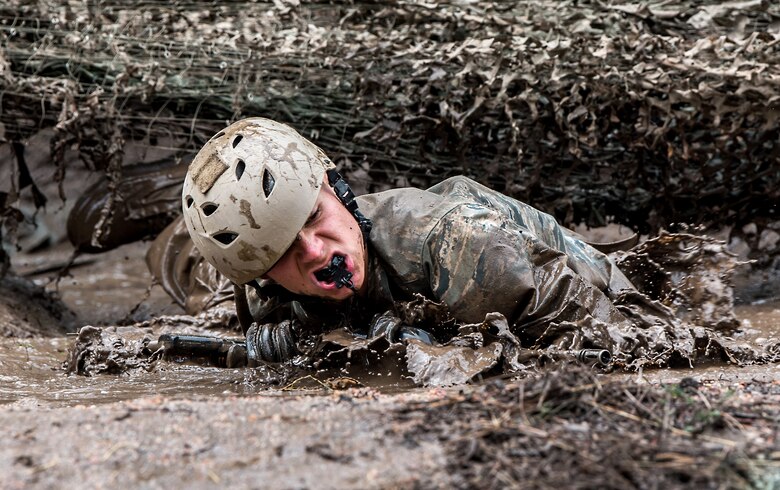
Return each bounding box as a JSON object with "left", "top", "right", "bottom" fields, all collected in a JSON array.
[
  {"left": 1, "top": 389, "right": 453, "bottom": 489},
  {"left": 1, "top": 238, "right": 779, "bottom": 488},
  {"left": 1, "top": 326, "right": 779, "bottom": 488},
  {"left": 1, "top": 363, "right": 778, "bottom": 489}
]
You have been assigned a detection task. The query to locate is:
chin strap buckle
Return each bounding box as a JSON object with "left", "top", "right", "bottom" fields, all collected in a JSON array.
[{"left": 326, "top": 169, "right": 372, "bottom": 237}]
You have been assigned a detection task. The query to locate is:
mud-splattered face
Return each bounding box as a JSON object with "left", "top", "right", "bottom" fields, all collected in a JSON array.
[{"left": 265, "top": 183, "right": 366, "bottom": 301}]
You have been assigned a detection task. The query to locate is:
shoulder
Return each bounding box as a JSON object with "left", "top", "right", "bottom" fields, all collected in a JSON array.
[
  {"left": 357, "top": 186, "right": 454, "bottom": 217},
  {"left": 356, "top": 186, "right": 464, "bottom": 285},
  {"left": 356, "top": 176, "right": 490, "bottom": 224},
  {"left": 357, "top": 186, "right": 463, "bottom": 236}
]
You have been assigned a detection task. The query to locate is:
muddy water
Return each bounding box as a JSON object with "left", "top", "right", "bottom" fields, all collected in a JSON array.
[
  {"left": 0, "top": 335, "right": 417, "bottom": 407},
  {"left": 12, "top": 242, "right": 184, "bottom": 326},
  {"left": 629, "top": 301, "right": 780, "bottom": 384},
  {"left": 0, "top": 336, "right": 275, "bottom": 407},
  {"left": 1, "top": 300, "right": 777, "bottom": 407}
]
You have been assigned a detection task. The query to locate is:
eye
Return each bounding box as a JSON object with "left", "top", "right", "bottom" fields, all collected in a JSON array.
[
  {"left": 213, "top": 232, "right": 238, "bottom": 245},
  {"left": 185, "top": 195, "right": 194, "bottom": 208},
  {"left": 262, "top": 168, "right": 275, "bottom": 198},
  {"left": 305, "top": 206, "right": 320, "bottom": 226}
]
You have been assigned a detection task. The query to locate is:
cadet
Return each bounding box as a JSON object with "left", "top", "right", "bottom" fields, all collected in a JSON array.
[{"left": 179, "top": 118, "right": 643, "bottom": 363}]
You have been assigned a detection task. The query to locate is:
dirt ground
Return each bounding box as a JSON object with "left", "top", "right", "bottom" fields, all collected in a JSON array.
[
  {"left": 3, "top": 368, "right": 776, "bottom": 490},
  {"left": 1, "top": 233, "right": 779, "bottom": 489},
  {"left": 2, "top": 389, "right": 454, "bottom": 489}
]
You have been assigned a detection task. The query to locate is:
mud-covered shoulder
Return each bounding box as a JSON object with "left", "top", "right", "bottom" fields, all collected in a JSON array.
[{"left": 358, "top": 187, "right": 463, "bottom": 286}]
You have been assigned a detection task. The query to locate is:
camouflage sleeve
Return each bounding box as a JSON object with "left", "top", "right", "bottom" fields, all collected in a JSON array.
[
  {"left": 422, "top": 203, "right": 634, "bottom": 337},
  {"left": 559, "top": 229, "right": 636, "bottom": 295},
  {"left": 425, "top": 175, "right": 634, "bottom": 297}
]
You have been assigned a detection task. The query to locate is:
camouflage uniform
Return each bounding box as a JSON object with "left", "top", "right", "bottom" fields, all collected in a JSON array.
[{"left": 236, "top": 176, "right": 638, "bottom": 340}]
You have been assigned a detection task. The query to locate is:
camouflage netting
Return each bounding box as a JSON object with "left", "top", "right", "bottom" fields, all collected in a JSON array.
[{"left": 1, "top": 1, "right": 779, "bottom": 272}]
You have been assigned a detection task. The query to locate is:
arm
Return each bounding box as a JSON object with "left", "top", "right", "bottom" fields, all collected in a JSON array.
[{"left": 422, "top": 204, "right": 636, "bottom": 340}]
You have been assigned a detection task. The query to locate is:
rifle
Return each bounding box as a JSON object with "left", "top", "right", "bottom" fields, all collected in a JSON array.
[
  {"left": 149, "top": 334, "right": 248, "bottom": 368},
  {"left": 519, "top": 348, "right": 612, "bottom": 367},
  {"left": 149, "top": 333, "right": 612, "bottom": 369}
]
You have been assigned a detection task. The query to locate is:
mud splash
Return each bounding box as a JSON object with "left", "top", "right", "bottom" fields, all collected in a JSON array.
[
  {"left": 0, "top": 336, "right": 278, "bottom": 407},
  {"left": 60, "top": 233, "right": 780, "bottom": 389},
  {"left": 1, "top": 298, "right": 778, "bottom": 407},
  {"left": 617, "top": 232, "right": 744, "bottom": 330},
  {"left": 517, "top": 232, "right": 777, "bottom": 370},
  {"left": 65, "top": 307, "right": 244, "bottom": 377},
  {"left": 65, "top": 325, "right": 154, "bottom": 375}
]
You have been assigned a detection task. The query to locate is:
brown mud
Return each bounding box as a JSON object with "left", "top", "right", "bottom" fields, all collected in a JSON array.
[{"left": 1, "top": 236, "right": 779, "bottom": 488}]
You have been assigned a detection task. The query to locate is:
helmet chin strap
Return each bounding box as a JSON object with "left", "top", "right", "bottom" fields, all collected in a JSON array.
[
  {"left": 326, "top": 169, "right": 372, "bottom": 238},
  {"left": 318, "top": 169, "right": 371, "bottom": 292}
]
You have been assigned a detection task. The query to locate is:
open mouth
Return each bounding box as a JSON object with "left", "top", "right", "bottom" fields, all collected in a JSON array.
[{"left": 314, "top": 254, "right": 356, "bottom": 291}]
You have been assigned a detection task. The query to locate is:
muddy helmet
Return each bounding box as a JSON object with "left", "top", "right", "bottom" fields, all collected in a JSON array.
[{"left": 181, "top": 118, "right": 334, "bottom": 284}]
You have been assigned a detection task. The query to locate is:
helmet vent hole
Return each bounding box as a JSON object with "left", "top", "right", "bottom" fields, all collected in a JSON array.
[
  {"left": 213, "top": 232, "right": 238, "bottom": 245},
  {"left": 262, "top": 169, "right": 275, "bottom": 198},
  {"left": 235, "top": 159, "right": 245, "bottom": 180},
  {"left": 185, "top": 196, "right": 194, "bottom": 208},
  {"left": 232, "top": 134, "right": 243, "bottom": 148},
  {"left": 212, "top": 131, "right": 225, "bottom": 141},
  {"left": 202, "top": 203, "right": 218, "bottom": 216}
]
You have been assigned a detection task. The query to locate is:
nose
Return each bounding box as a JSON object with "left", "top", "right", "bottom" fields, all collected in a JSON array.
[{"left": 293, "top": 228, "right": 326, "bottom": 265}]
